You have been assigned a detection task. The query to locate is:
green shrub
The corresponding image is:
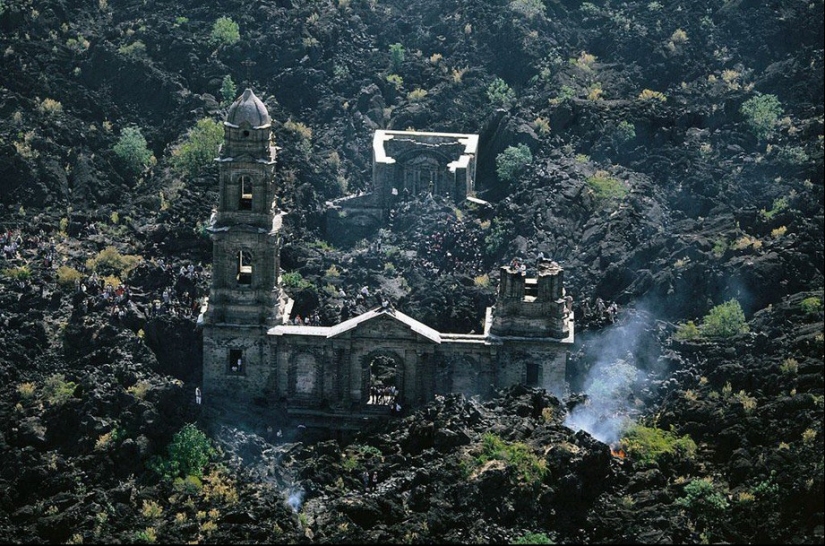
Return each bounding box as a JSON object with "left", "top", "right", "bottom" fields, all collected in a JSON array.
[
  {"left": 779, "top": 357, "right": 798, "bottom": 375},
  {"left": 386, "top": 73, "right": 403, "bottom": 89},
  {"left": 701, "top": 299, "right": 748, "bottom": 337},
  {"left": 118, "top": 40, "right": 146, "bottom": 59},
  {"left": 149, "top": 423, "right": 216, "bottom": 480},
  {"left": 2, "top": 265, "right": 31, "bottom": 281},
  {"left": 407, "top": 88, "right": 428, "bottom": 102},
  {"left": 487, "top": 77, "right": 516, "bottom": 108},
  {"left": 476, "top": 432, "right": 547, "bottom": 485},
  {"left": 210, "top": 16, "right": 240, "bottom": 47},
  {"left": 86, "top": 246, "right": 141, "bottom": 278},
  {"left": 509, "top": 0, "right": 546, "bottom": 19},
  {"left": 619, "top": 423, "right": 697, "bottom": 465},
  {"left": 676, "top": 477, "right": 729, "bottom": 524},
  {"left": 512, "top": 532, "right": 553, "bottom": 544},
  {"left": 220, "top": 75, "right": 237, "bottom": 105},
  {"left": 281, "top": 271, "right": 313, "bottom": 290},
  {"left": 170, "top": 118, "right": 223, "bottom": 177},
  {"left": 740, "top": 93, "right": 782, "bottom": 140},
  {"left": 388, "top": 42, "right": 405, "bottom": 71},
  {"left": 586, "top": 170, "right": 627, "bottom": 201},
  {"left": 56, "top": 265, "right": 83, "bottom": 288},
  {"left": 613, "top": 120, "right": 636, "bottom": 145},
  {"left": 674, "top": 320, "right": 700, "bottom": 341},
  {"left": 496, "top": 144, "right": 532, "bottom": 182},
  {"left": 759, "top": 196, "right": 789, "bottom": 220},
  {"left": 43, "top": 373, "right": 77, "bottom": 406},
  {"left": 800, "top": 296, "right": 822, "bottom": 315},
  {"left": 113, "top": 126, "right": 155, "bottom": 175},
  {"left": 483, "top": 218, "right": 509, "bottom": 258}
]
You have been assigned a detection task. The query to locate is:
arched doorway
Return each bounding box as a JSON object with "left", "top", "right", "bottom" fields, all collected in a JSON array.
[{"left": 363, "top": 351, "right": 403, "bottom": 406}]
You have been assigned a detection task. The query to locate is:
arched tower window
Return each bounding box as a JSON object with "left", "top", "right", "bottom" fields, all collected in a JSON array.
[
  {"left": 239, "top": 175, "right": 253, "bottom": 210},
  {"left": 237, "top": 250, "right": 253, "bottom": 285}
]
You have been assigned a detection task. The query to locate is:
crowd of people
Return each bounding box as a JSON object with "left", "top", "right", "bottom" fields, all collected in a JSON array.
[
  {"left": 1, "top": 222, "right": 209, "bottom": 326},
  {"left": 414, "top": 218, "right": 485, "bottom": 277}
]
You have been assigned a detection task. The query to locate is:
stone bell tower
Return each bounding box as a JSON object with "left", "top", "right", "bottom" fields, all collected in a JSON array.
[{"left": 202, "top": 88, "right": 288, "bottom": 398}]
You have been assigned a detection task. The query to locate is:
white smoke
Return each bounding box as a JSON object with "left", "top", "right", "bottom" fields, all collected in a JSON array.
[
  {"left": 286, "top": 488, "right": 305, "bottom": 513},
  {"left": 564, "top": 311, "right": 649, "bottom": 444}
]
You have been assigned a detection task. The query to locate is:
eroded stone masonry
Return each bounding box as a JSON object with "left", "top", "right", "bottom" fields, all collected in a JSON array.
[{"left": 201, "top": 89, "right": 573, "bottom": 430}]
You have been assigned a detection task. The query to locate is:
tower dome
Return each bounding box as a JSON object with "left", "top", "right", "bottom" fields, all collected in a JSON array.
[{"left": 226, "top": 88, "right": 271, "bottom": 129}]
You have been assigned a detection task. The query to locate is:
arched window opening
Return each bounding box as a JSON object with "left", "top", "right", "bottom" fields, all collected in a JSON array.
[
  {"left": 239, "top": 175, "right": 253, "bottom": 210},
  {"left": 237, "top": 250, "right": 253, "bottom": 285},
  {"left": 367, "top": 354, "right": 398, "bottom": 406}
]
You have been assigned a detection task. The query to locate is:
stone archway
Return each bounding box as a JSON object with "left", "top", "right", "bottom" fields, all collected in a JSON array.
[{"left": 362, "top": 350, "right": 404, "bottom": 406}]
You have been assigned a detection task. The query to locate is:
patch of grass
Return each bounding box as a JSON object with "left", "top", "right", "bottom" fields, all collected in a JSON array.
[
  {"left": 43, "top": 374, "right": 77, "bottom": 406},
  {"left": 281, "top": 271, "right": 313, "bottom": 290},
  {"left": 86, "top": 246, "right": 141, "bottom": 278},
  {"left": 56, "top": 265, "right": 83, "bottom": 288},
  {"left": 586, "top": 170, "right": 627, "bottom": 201},
  {"left": 512, "top": 531, "right": 553, "bottom": 544},
  {"left": 619, "top": 423, "right": 697, "bottom": 465},
  {"left": 674, "top": 320, "right": 700, "bottom": 341},
  {"left": 476, "top": 433, "right": 547, "bottom": 485},
  {"left": 800, "top": 296, "right": 821, "bottom": 315},
  {"left": 2, "top": 265, "right": 31, "bottom": 281}
]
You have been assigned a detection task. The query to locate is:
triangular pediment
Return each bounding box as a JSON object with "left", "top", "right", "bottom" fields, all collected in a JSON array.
[{"left": 328, "top": 308, "right": 441, "bottom": 343}]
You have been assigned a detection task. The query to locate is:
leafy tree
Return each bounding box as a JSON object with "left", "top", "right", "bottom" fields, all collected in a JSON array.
[
  {"left": 740, "top": 93, "right": 782, "bottom": 140},
  {"left": 388, "top": 42, "right": 405, "bottom": 71},
  {"left": 220, "top": 74, "right": 237, "bottom": 105},
  {"left": 170, "top": 118, "right": 223, "bottom": 177},
  {"left": 149, "top": 423, "right": 216, "bottom": 480},
  {"left": 487, "top": 77, "right": 516, "bottom": 108},
  {"left": 113, "top": 126, "right": 155, "bottom": 175},
  {"left": 496, "top": 144, "right": 532, "bottom": 183},
  {"left": 701, "top": 299, "right": 748, "bottom": 337},
  {"left": 210, "top": 16, "right": 240, "bottom": 47}
]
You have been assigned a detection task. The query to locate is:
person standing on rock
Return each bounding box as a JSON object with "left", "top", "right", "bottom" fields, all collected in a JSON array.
[{"left": 195, "top": 387, "right": 202, "bottom": 405}]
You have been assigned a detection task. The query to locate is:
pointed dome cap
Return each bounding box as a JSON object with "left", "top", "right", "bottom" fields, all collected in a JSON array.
[{"left": 225, "top": 88, "right": 271, "bottom": 129}]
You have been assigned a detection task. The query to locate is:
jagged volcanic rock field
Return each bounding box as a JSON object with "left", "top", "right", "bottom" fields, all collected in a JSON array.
[{"left": 0, "top": 0, "right": 823, "bottom": 543}]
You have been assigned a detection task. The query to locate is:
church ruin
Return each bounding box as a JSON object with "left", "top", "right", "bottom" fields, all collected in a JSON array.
[
  {"left": 325, "top": 129, "right": 479, "bottom": 246},
  {"left": 201, "top": 89, "right": 573, "bottom": 431}
]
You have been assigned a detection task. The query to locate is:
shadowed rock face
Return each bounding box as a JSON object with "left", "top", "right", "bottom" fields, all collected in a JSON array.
[{"left": 0, "top": 0, "right": 822, "bottom": 543}]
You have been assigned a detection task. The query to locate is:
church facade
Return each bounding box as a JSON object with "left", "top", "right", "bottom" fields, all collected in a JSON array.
[{"left": 201, "top": 89, "right": 573, "bottom": 428}]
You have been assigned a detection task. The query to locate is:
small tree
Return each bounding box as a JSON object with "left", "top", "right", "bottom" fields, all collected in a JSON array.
[
  {"left": 496, "top": 144, "right": 532, "bottom": 183},
  {"left": 740, "top": 93, "right": 782, "bottom": 140},
  {"left": 170, "top": 118, "right": 223, "bottom": 177},
  {"left": 676, "top": 477, "right": 729, "bottom": 527},
  {"left": 113, "top": 126, "right": 154, "bottom": 175},
  {"left": 487, "top": 77, "right": 516, "bottom": 108},
  {"left": 210, "top": 16, "right": 240, "bottom": 47},
  {"left": 220, "top": 74, "right": 237, "bottom": 105},
  {"left": 149, "top": 423, "right": 216, "bottom": 480},
  {"left": 701, "top": 299, "right": 748, "bottom": 337},
  {"left": 388, "top": 42, "right": 405, "bottom": 71}
]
